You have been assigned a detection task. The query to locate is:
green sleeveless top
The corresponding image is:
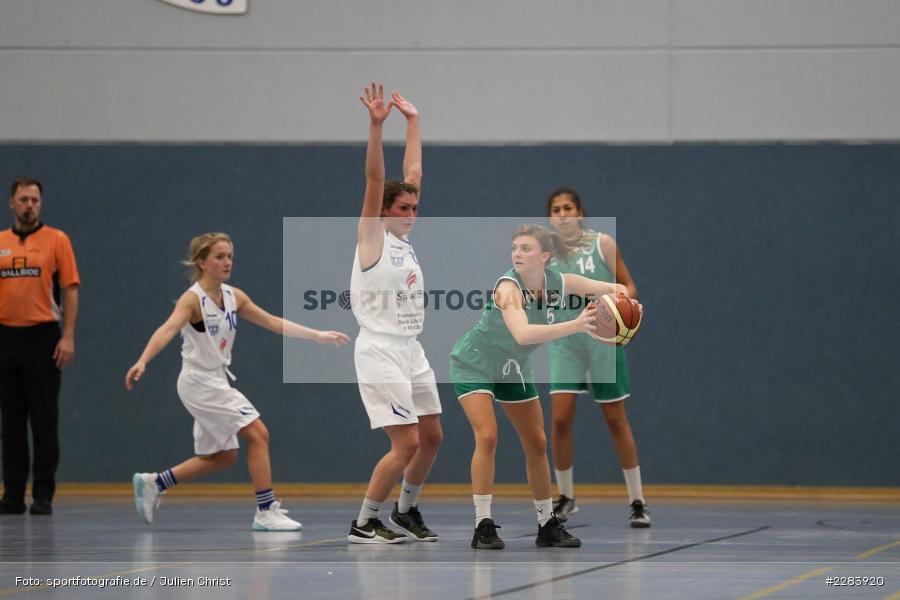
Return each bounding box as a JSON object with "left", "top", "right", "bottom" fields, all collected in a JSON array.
[
  {"left": 454, "top": 267, "right": 565, "bottom": 364},
  {"left": 548, "top": 230, "right": 612, "bottom": 323}
]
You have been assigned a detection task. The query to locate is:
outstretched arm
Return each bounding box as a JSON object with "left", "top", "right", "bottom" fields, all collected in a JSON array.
[
  {"left": 125, "top": 292, "right": 196, "bottom": 390},
  {"left": 233, "top": 287, "right": 350, "bottom": 347},
  {"left": 392, "top": 90, "right": 421, "bottom": 192},
  {"left": 495, "top": 281, "right": 597, "bottom": 346},
  {"left": 358, "top": 81, "right": 393, "bottom": 270}
]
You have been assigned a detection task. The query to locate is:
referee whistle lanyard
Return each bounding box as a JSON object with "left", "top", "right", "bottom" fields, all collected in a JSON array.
[{"left": 502, "top": 358, "right": 526, "bottom": 392}]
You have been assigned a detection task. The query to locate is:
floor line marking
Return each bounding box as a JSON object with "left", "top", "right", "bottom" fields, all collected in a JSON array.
[
  {"left": 467, "top": 525, "right": 770, "bottom": 600},
  {"left": 856, "top": 540, "right": 900, "bottom": 560}
]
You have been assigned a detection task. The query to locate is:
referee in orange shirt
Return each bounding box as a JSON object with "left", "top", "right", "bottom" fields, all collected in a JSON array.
[{"left": 0, "top": 178, "right": 80, "bottom": 515}]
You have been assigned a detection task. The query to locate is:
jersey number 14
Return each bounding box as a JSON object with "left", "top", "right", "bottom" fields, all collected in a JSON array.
[{"left": 576, "top": 255, "right": 595, "bottom": 274}]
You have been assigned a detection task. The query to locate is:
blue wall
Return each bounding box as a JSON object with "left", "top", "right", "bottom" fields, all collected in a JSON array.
[{"left": 1, "top": 143, "right": 897, "bottom": 486}]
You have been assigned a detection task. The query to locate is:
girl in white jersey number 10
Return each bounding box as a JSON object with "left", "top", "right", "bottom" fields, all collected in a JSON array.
[{"left": 124, "top": 233, "right": 349, "bottom": 531}]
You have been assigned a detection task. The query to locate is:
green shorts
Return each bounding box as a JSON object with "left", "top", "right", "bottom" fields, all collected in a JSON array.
[
  {"left": 548, "top": 332, "right": 630, "bottom": 402},
  {"left": 450, "top": 337, "right": 539, "bottom": 403}
]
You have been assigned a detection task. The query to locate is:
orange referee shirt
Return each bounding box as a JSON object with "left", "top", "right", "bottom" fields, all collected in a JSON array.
[{"left": 0, "top": 224, "right": 80, "bottom": 327}]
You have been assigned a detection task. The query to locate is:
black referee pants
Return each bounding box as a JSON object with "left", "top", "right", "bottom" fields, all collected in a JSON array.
[{"left": 0, "top": 323, "right": 61, "bottom": 505}]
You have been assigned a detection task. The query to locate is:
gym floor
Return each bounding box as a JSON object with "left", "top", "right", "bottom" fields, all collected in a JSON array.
[{"left": 0, "top": 495, "right": 897, "bottom": 599}]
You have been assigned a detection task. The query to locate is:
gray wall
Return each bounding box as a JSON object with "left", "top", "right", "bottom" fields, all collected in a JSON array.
[
  {"left": 2, "top": 0, "right": 900, "bottom": 142},
  {"left": 1, "top": 143, "right": 897, "bottom": 486}
]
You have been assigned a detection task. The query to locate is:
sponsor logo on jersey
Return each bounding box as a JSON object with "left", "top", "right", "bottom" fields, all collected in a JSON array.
[
  {"left": 546, "top": 290, "right": 560, "bottom": 306},
  {"left": 390, "top": 246, "right": 405, "bottom": 267},
  {"left": 157, "top": 0, "right": 248, "bottom": 15},
  {"left": 0, "top": 249, "right": 10, "bottom": 257},
  {"left": 208, "top": 324, "right": 219, "bottom": 335},
  {"left": 1, "top": 257, "right": 41, "bottom": 279},
  {"left": 406, "top": 271, "right": 417, "bottom": 288}
]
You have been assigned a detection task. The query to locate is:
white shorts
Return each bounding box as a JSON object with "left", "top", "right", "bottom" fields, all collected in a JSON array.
[
  {"left": 354, "top": 330, "right": 442, "bottom": 429},
  {"left": 176, "top": 366, "right": 260, "bottom": 456}
]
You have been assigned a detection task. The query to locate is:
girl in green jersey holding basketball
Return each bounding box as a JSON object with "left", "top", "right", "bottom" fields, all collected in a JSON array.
[
  {"left": 450, "top": 224, "right": 639, "bottom": 549},
  {"left": 546, "top": 187, "right": 651, "bottom": 528}
]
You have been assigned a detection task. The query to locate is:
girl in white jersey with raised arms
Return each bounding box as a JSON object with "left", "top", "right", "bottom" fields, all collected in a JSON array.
[
  {"left": 125, "top": 233, "right": 349, "bottom": 531},
  {"left": 348, "top": 83, "right": 443, "bottom": 544}
]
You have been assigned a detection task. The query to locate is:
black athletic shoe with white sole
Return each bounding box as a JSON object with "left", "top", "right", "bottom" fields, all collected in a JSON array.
[
  {"left": 471, "top": 518, "right": 505, "bottom": 549},
  {"left": 535, "top": 516, "right": 581, "bottom": 547},
  {"left": 389, "top": 504, "right": 438, "bottom": 541},
  {"left": 552, "top": 495, "right": 578, "bottom": 523},
  {"left": 348, "top": 518, "right": 407, "bottom": 544},
  {"left": 629, "top": 499, "right": 651, "bottom": 528}
]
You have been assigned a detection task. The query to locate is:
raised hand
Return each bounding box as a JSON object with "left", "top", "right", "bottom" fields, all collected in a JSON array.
[
  {"left": 360, "top": 82, "right": 392, "bottom": 124},
  {"left": 391, "top": 90, "right": 419, "bottom": 120}
]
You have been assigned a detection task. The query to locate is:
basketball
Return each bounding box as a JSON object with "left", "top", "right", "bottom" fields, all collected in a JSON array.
[{"left": 587, "top": 294, "right": 642, "bottom": 346}]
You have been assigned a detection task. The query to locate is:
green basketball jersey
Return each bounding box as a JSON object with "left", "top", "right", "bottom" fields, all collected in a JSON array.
[
  {"left": 452, "top": 267, "right": 565, "bottom": 365},
  {"left": 549, "top": 229, "right": 613, "bottom": 322}
]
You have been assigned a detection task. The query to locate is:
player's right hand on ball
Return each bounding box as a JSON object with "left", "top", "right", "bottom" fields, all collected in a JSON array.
[
  {"left": 125, "top": 362, "right": 145, "bottom": 391},
  {"left": 576, "top": 302, "right": 598, "bottom": 333}
]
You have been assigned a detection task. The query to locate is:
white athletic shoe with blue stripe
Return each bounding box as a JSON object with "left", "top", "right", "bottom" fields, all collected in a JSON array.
[
  {"left": 132, "top": 472, "right": 162, "bottom": 524},
  {"left": 252, "top": 501, "right": 302, "bottom": 531}
]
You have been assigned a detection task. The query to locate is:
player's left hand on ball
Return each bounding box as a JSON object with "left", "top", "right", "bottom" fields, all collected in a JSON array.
[{"left": 316, "top": 331, "right": 351, "bottom": 347}]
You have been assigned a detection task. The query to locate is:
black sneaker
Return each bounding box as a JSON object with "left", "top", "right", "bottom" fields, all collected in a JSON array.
[
  {"left": 552, "top": 495, "right": 578, "bottom": 523},
  {"left": 0, "top": 498, "right": 26, "bottom": 515},
  {"left": 629, "top": 500, "right": 651, "bottom": 528},
  {"left": 536, "top": 516, "right": 581, "bottom": 547},
  {"left": 389, "top": 504, "right": 438, "bottom": 541},
  {"left": 347, "top": 518, "right": 407, "bottom": 544},
  {"left": 29, "top": 500, "right": 53, "bottom": 515},
  {"left": 471, "top": 518, "right": 505, "bottom": 549}
]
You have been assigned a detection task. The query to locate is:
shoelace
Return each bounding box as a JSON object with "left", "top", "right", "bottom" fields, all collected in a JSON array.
[
  {"left": 479, "top": 521, "right": 501, "bottom": 537},
  {"left": 406, "top": 506, "right": 426, "bottom": 528}
]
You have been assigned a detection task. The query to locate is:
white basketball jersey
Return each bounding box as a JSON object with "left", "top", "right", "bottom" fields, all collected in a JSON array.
[
  {"left": 181, "top": 282, "right": 238, "bottom": 370},
  {"left": 350, "top": 229, "right": 425, "bottom": 337}
]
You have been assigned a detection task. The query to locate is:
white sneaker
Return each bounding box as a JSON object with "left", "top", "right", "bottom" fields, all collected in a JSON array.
[
  {"left": 252, "top": 500, "right": 302, "bottom": 531},
  {"left": 132, "top": 472, "right": 162, "bottom": 524}
]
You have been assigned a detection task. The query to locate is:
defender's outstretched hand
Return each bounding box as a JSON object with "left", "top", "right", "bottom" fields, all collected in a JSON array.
[
  {"left": 391, "top": 90, "right": 419, "bottom": 120},
  {"left": 315, "top": 330, "right": 351, "bottom": 347},
  {"left": 360, "top": 82, "right": 392, "bottom": 124}
]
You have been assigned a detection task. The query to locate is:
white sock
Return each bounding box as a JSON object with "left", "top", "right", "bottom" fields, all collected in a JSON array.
[
  {"left": 474, "top": 494, "right": 493, "bottom": 527},
  {"left": 397, "top": 480, "right": 422, "bottom": 513},
  {"left": 534, "top": 498, "right": 553, "bottom": 526},
  {"left": 357, "top": 497, "right": 382, "bottom": 526},
  {"left": 623, "top": 466, "right": 644, "bottom": 504},
  {"left": 555, "top": 466, "right": 574, "bottom": 498}
]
